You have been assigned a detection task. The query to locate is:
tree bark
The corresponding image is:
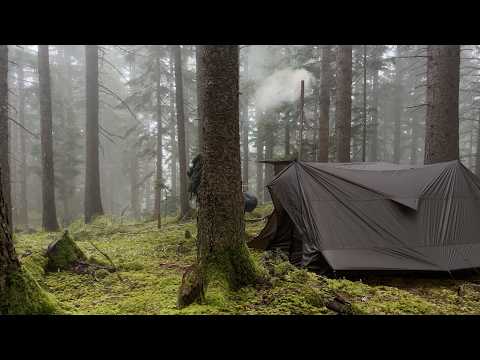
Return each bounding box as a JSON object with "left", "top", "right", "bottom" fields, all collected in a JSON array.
[
  {"left": 241, "top": 53, "right": 249, "bottom": 191},
  {"left": 172, "top": 45, "right": 191, "bottom": 219},
  {"left": 178, "top": 45, "right": 257, "bottom": 308},
  {"left": 38, "top": 45, "right": 59, "bottom": 231},
  {"left": 263, "top": 112, "right": 275, "bottom": 201},
  {"left": 335, "top": 45, "right": 353, "bottom": 163},
  {"left": 196, "top": 46, "right": 204, "bottom": 153},
  {"left": 424, "top": 45, "right": 460, "bottom": 164},
  {"left": 369, "top": 52, "right": 379, "bottom": 162},
  {"left": 284, "top": 111, "right": 291, "bottom": 158},
  {"left": 61, "top": 45, "right": 78, "bottom": 225},
  {"left": 154, "top": 47, "right": 163, "bottom": 228},
  {"left": 0, "top": 162, "right": 20, "bottom": 300},
  {"left": 392, "top": 60, "right": 403, "bottom": 164},
  {"left": 318, "top": 45, "right": 332, "bottom": 163},
  {"left": 255, "top": 107, "right": 264, "bottom": 203},
  {"left": 84, "top": 45, "right": 104, "bottom": 223},
  {"left": 0, "top": 45, "right": 11, "bottom": 228},
  {"left": 475, "top": 113, "right": 480, "bottom": 176},
  {"left": 170, "top": 74, "right": 178, "bottom": 212},
  {"left": 362, "top": 45, "right": 367, "bottom": 162}
]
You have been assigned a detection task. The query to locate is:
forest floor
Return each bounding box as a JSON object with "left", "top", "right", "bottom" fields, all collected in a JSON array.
[{"left": 13, "top": 204, "right": 480, "bottom": 315}]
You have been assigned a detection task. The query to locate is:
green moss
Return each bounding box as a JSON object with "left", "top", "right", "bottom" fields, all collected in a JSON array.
[
  {"left": 12, "top": 209, "right": 480, "bottom": 315},
  {"left": 0, "top": 267, "right": 58, "bottom": 315},
  {"left": 46, "top": 231, "right": 87, "bottom": 271}
]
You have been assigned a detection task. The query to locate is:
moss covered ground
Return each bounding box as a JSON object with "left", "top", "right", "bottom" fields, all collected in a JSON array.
[{"left": 11, "top": 204, "right": 480, "bottom": 315}]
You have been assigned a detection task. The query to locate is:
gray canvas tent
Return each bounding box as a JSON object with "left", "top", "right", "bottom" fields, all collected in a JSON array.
[{"left": 249, "top": 160, "right": 480, "bottom": 275}]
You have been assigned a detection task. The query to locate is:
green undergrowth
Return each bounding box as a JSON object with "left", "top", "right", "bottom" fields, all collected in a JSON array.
[{"left": 11, "top": 205, "right": 480, "bottom": 315}]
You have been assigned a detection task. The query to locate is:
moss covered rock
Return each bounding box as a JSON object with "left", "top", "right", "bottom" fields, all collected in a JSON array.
[{"left": 45, "top": 231, "right": 87, "bottom": 271}]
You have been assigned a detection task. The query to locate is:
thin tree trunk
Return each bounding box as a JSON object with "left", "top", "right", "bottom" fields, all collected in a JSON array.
[
  {"left": 424, "top": 45, "right": 460, "bottom": 164},
  {"left": 284, "top": 111, "right": 291, "bottom": 158},
  {"left": 362, "top": 45, "right": 367, "bottom": 162},
  {"left": 298, "top": 81, "right": 305, "bottom": 161},
  {"left": 255, "top": 107, "right": 264, "bottom": 203},
  {"left": 84, "top": 45, "right": 104, "bottom": 223},
  {"left": 172, "top": 45, "right": 191, "bottom": 219},
  {"left": 169, "top": 56, "right": 178, "bottom": 212},
  {"left": 129, "top": 152, "right": 140, "bottom": 219},
  {"left": 263, "top": 114, "right": 275, "bottom": 201},
  {"left": 0, "top": 45, "right": 11, "bottom": 228},
  {"left": 179, "top": 45, "right": 257, "bottom": 308},
  {"left": 241, "top": 55, "right": 249, "bottom": 191},
  {"left": 392, "top": 70, "right": 403, "bottom": 164},
  {"left": 410, "top": 116, "right": 419, "bottom": 165},
  {"left": 154, "top": 48, "right": 163, "bottom": 228},
  {"left": 318, "top": 45, "right": 332, "bottom": 163},
  {"left": 38, "top": 45, "right": 59, "bottom": 231},
  {"left": 335, "top": 45, "right": 353, "bottom": 163},
  {"left": 369, "top": 55, "right": 379, "bottom": 162},
  {"left": 61, "top": 45, "right": 77, "bottom": 225}
]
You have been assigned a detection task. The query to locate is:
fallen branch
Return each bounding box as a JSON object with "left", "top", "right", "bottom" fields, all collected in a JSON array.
[{"left": 86, "top": 239, "right": 123, "bottom": 282}]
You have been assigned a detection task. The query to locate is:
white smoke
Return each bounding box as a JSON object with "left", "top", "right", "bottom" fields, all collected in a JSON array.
[
  {"left": 254, "top": 68, "right": 315, "bottom": 111},
  {"left": 245, "top": 45, "right": 316, "bottom": 112}
]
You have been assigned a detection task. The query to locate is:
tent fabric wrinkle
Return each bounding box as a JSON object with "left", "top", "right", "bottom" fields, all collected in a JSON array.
[{"left": 249, "top": 160, "right": 480, "bottom": 274}]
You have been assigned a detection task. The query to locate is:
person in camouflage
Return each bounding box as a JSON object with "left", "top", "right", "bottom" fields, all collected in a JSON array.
[{"left": 187, "top": 154, "right": 258, "bottom": 212}]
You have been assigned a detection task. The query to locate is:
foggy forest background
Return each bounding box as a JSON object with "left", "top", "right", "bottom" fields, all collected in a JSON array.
[{"left": 3, "top": 45, "right": 479, "bottom": 230}]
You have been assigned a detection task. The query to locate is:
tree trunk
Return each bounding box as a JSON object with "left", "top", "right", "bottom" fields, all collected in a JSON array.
[
  {"left": 362, "top": 45, "right": 367, "bottom": 162},
  {"left": 0, "top": 163, "right": 20, "bottom": 301},
  {"left": 424, "top": 45, "right": 460, "bottom": 164},
  {"left": 476, "top": 113, "right": 480, "bottom": 176},
  {"left": 169, "top": 55, "right": 178, "bottom": 213},
  {"left": 129, "top": 151, "right": 140, "bottom": 219},
  {"left": 392, "top": 61, "right": 403, "bottom": 164},
  {"left": 178, "top": 45, "right": 257, "bottom": 308},
  {"left": 284, "top": 112, "right": 291, "bottom": 158},
  {"left": 38, "top": 45, "right": 59, "bottom": 231},
  {"left": 410, "top": 115, "right": 420, "bottom": 165},
  {"left": 369, "top": 54, "right": 379, "bottom": 162},
  {"left": 172, "top": 45, "right": 191, "bottom": 219},
  {"left": 335, "top": 45, "right": 353, "bottom": 163},
  {"left": 0, "top": 43, "right": 20, "bottom": 299},
  {"left": 154, "top": 48, "right": 163, "bottom": 228},
  {"left": 263, "top": 113, "right": 275, "bottom": 201},
  {"left": 255, "top": 107, "right": 264, "bottom": 203},
  {"left": 0, "top": 45, "right": 11, "bottom": 228},
  {"left": 196, "top": 46, "right": 204, "bottom": 153},
  {"left": 318, "top": 45, "right": 332, "bottom": 163},
  {"left": 241, "top": 55, "right": 249, "bottom": 191},
  {"left": 61, "top": 45, "right": 78, "bottom": 225},
  {"left": 84, "top": 45, "right": 104, "bottom": 223}
]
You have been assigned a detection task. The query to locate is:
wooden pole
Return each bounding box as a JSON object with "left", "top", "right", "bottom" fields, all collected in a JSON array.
[{"left": 298, "top": 80, "right": 305, "bottom": 161}]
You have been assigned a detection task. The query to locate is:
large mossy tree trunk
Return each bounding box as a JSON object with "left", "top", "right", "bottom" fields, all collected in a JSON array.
[
  {"left": 424, "top": 45, "right": 460, "bottom": 165},
  {"left": 334, "top": 45, "right": 353, "bottom": 163},
  {"left": 1, "top": 54, "right": 55, "bottom": 314},
  {"left": 84, "top": 45, "right": 104, "bottom": 223},
  {"left": 38, "top": 45, "right": 60, "bottom": 232},
  {"left": 178, "top": 45, "right": 257, "bottom": 308},
  {"left": 0, "top": 45, "right": 19, "bottom": 296},
  {"left": 0, "top": 164, "right": 21, "bottom": 312}
]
